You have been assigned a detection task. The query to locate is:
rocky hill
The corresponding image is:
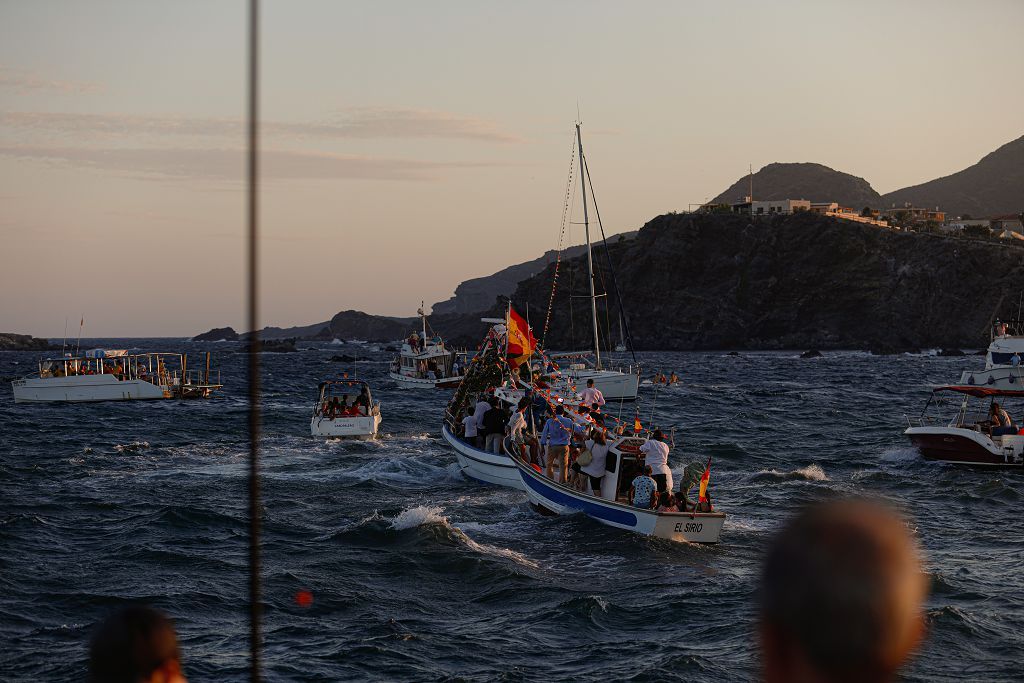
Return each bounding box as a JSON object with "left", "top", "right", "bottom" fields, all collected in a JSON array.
[
  {"left": 881, "top": 135, "right": 1024, "bottom": 217},
  {"left": 0, "top": 333, "right": 54, "bottom": 351},
  {"left": 502, "top": 211, "right": 1024, "bottom": 351},
  {"left": 711, "top": 163, "right": 883, "bottom": 209},
  {"left": 432, "top": 233, "right": 637, "bottom": 315}
]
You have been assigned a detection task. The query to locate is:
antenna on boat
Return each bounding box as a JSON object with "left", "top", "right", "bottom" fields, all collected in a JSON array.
[
  {"left": 1017, "top": 290, "right": 1023, "bottom": 320},
  {"left": 61, "top": 317, "right": 68, "bottom": 357},
  {"left": 75, "top": 315, "right": 84, "bottom": 356}
]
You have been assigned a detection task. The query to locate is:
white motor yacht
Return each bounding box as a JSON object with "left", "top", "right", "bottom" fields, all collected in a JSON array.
[
  {"left": 958, "top": 320, "right": 1024, "bottom": 390},
  {"left": 311, "top": 379, "right": 382, "bottom": 439}
]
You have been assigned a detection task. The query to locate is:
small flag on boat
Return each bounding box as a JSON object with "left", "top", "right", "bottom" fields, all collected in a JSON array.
[
  {"left": 506, "top": 306, "right": 537, "bottom": 369},
  {"left": 698, "top": 456, "right": 712, "bottom": 503},
  {"left": 633, "top": 417, "right": 642, "bottom": 433}
]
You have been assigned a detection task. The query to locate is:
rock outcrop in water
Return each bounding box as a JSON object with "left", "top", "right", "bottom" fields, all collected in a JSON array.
[
  {"left": 192, "top": 327, "right": 239, "bottom": 342},
  {"left": 497, "top": 211, "right": 1024, "bottom": 351},
  {"left": 0, "top": 333, "right": 54, "bottom": 351}
]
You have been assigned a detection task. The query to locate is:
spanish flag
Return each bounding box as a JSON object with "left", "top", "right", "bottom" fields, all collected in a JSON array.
[
  {"left": 698, "top": 456, "right": 712, "bottom": 503},
  {"left": 506, "top": 306, "right": 537, "bottom": 369},
  {"left": 633, "top": 417, "right": 642, "bottom": 433}
]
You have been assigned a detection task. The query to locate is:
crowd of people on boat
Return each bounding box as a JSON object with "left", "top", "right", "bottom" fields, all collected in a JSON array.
[
  {"left": 41, "top": 358, "right": 163, "bottom": 383},
  {"left": 318, "top": 387, "right": 372, "bottom": 419},
  {"left": 650, "top": 371, "right": 679, "bottom": 385},
  {"left": 454, "top": 378, "right": 712, "bottom": 514}
]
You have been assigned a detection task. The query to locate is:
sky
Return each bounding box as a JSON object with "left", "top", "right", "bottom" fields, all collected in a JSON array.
[{"left": 1, "top": 0, "right": 1022, "bottom": 337}]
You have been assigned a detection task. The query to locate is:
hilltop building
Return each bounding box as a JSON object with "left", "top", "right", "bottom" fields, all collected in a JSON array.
[
  {"left": 883, "top": 206, "right": 945, "bottom": 225},
  {"left": 990, "top": 214, "right": 1023, "bottom": 234}
]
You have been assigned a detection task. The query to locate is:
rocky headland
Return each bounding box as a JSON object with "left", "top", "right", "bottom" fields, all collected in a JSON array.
[{"left": 0, "top": 333, "right": 55, "bottom": 351}]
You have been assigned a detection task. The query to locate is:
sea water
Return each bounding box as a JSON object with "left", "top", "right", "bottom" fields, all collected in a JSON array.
[{"left": 1, "top": 341, "right": 1021, "bottom": 681}]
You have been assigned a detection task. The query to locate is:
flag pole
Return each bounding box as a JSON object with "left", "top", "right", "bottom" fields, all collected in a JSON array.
[{"left": 75, "top": 316, "right": 83, "bottom": 356}]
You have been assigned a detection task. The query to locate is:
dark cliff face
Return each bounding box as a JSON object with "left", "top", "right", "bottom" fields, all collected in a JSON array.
[
  {"left": 502, "top": 212, "right": 1024, "bottom": 351},
  {"left": 881, "top": 135, "right": 1024, "bottom": 217},
  {"left": 712, "top": 162, "right": 882, "bottom": 209}
]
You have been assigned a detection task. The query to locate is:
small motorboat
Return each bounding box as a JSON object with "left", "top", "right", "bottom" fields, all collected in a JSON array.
[
  {"left": 905, "top": 385, "right": 1024, "bottom": 466},
  {"left": 11, "top": 349, "right": 222, "bottom": 403},
  {"left": 311, "top": 379, "right": 381, "bottom": 439},
  {"left": 389, "top": 302, "right": 464, "bottom": 389},
  {"left": 958, "top": 319, "right": 1024, "bottom": 390},
  {"left": 511, "top": 438, "right": 725, "bottom": 544}
]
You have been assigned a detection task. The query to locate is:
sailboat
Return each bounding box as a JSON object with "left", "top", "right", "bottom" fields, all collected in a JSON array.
[{"left": 555, "top": 123, "right": 640, "bottom": 401}]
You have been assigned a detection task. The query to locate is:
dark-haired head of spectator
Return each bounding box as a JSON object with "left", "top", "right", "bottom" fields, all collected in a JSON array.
[
  {"left": 759, "top": 499, "right": 927, "bottom": 683},
  {"left": 89, "top": 605, "right": 186, "bottom": 683}
]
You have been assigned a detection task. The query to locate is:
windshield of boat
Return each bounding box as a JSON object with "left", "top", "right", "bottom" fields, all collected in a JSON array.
[{"left": 918, "top": 390, "right": 1024, "bottom": 430}]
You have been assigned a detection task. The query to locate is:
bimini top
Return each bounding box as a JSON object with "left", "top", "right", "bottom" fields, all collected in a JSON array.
[
  {"left": 933, "top": 385, "right": 1024, "bottom": 398},
  {"left": 319, "top": 379, "right": 370, "bottom": 390}
]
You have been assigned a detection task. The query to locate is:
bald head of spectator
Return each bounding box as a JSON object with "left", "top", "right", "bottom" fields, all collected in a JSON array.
[
  {"left": 89, "top": 606, "right": 186, "bottom": 683},
  {"left": 759, "top": 499, "right": 928, "bottom": 683}
]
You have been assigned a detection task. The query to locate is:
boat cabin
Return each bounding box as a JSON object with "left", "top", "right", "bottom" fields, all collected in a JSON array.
[{"left": 314, "top": 380, "right": 379, "bottom": 419}]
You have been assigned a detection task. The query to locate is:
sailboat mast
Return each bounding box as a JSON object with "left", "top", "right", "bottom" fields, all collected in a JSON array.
[{"left": 576, "top": 123, "right": 602, "bottom": 370}]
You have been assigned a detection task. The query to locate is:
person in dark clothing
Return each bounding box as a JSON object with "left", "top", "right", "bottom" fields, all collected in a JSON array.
[
  {"left": 482, "top": 398, "right": 509, "bottom": 454},
  {"left": 89, "top": 605, "right": 187, "bottom": 683}
]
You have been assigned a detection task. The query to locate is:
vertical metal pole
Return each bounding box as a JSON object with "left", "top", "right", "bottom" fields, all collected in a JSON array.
[
  {"left": 575, "top": 123, "right": 601, "bottom": 370},
  {"left": 246, "top": 1, "right": 262, "bottom": 680}
]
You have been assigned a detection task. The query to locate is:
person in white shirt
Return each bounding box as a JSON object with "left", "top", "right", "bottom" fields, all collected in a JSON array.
[
  {"left": 639, "top": 429, "right": 673, "bottom": 495},
  {"left": 579, "top": 379, "right": 605, "bottom": 407},
  {"left": 473, "top": 395, "right": 491, "bottom": 448},
  {"left": 507, "top": 398, "right": 530, "bottom": 461},
  {"left": 571, "top": 428, "right": 611, "bottom": 497},
  {"left": 461, "top": 408, "right": 478, "bottom": 445}
]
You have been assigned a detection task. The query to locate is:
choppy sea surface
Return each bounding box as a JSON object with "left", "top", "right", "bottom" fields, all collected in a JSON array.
[{"left": 2, "top": 339, "right": 1023, "bottom": 681}]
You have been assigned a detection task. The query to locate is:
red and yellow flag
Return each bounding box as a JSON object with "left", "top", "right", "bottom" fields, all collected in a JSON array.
[
  {"left": 698, "top": 457, "right": 712, "bottom": 503},
  {"left": 633, "top": 417, "right": 642, "bottom": 433},
  {"left": 506, "top": 306, "right": 537, "bottom": 369}
]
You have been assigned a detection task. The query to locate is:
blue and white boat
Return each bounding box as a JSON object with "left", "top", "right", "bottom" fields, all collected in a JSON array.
[{"left": 512, "top": 438, "right": 725, "bottom": 544}]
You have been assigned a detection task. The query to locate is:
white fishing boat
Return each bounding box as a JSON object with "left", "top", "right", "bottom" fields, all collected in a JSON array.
[
  {"left": 310, "top": 379, "right": 382, "bottom": 439},
  {"left": 958, "top": 320, "right": 1024, "bottom": 390},
  {"left": 513, "top": 451, "right": 725, "bottom": 543},
  {"left": 905, "top": 385, "right": 1024, "bottom": 466},
  {"left": 388, "top": 302, "right": 464, "bottom": 389},
  {"left": 11, "top": 350, "right": 222, "bottom": 403},
  {"left": 441, "top": 422, "right": 524, "bottom": 489},
  {"left": 552, "top": 354, "right": 641, "bottom": 401}
]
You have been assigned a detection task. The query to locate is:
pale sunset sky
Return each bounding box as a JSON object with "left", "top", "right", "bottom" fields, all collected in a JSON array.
[{"left": 1, "top": 0, "right": 1022, "bottom": 337}]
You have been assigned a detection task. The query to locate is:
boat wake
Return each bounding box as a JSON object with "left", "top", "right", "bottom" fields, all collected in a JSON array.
[
  {"left": 751, "top": 464, "right": 828, "bottom": 482},
  {"left": 389, "top": 505, "right": 540, "bottom": 568}
]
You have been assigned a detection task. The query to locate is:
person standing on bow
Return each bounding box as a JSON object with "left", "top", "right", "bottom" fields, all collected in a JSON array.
[
  {"left": 640, "top": 429, "right": 673, "bottom": 495},
  {"left": 580, "top": 379, "right": 605, "bottom": 408}
]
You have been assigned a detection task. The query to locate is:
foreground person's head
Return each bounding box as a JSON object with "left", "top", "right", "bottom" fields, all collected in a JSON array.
[
  {"left": 89, "top": 606, "right": 186, "bottom": 683},
  {"left": 759, "top": 499, "right": 927, "bottom": 683}
]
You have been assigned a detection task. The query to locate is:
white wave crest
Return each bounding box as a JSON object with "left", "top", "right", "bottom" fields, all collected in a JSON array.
[
  {"left": 388, "top": 505, "right": 539, "bottom": 568},
  {"left": 114, "top": 441, "right": 150, "bottom": 453},
  {"left": 795, "top": 464, "right": 827, "bottom": 481}
]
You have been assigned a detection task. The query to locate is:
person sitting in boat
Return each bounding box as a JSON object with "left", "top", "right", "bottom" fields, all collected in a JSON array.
[
  {"left": 629, "top": 465, "right": 658, "bottom": 509},
  {"left": 989, "top": 401, "right": 1016, "bottom": 436},
  {"left": 669, "top": 372, "right": 679, "bottom": 385},
  {"left": 640, "top": 429, "right": 674, "bottom": 496},
  {"left": 541, "top": 405, "right": 582, "bottom": 484},
  {"left": 656, "top": 492, "right": 679, "bottom": 512},
  {"left": 580, "top": 379, "right": 605, "bottom": 408},
  {"left": 354, "top": 387, "right": 371, "bottom": 415}
]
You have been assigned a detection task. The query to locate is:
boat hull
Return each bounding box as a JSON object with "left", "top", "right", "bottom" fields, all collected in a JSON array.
[
  {"left": 441, "top": 424, "right": 523, "bottom": 489},
  {"left": 311, "top": 414, "right": 381, "bottom": 439},
  {"left": 514, "top": 458, "right": 724, "bottom": 543},
  {"left": 905, "top": 426, "right": 1023, "bottom": 466},
  {"left": 12, "top": 375, "right": 169, "bottom": 403},
  {"left": 959, "top": 367, "right": 1024, "bottom": 392},
  {"left": 563, "top": 368, "right": 640, "bottom": 401}
]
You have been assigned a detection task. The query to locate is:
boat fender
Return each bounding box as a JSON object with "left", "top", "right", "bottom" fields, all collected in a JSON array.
[
  {"left": 968, "top": 375, "right": 975, "bottom": 385},
  {"left": 988, "top": 376, "right": 995, "bottom": 385},
  {"left": 530, "top": 463, "right": 543, "bottom": 473},
  {"left": 1011, "top": 375, "right": 1017, "bottom": 384}
]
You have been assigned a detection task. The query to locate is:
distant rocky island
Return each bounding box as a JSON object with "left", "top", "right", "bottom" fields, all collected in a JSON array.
[{"left": 0, "top": 333, "right": 55, "bottom": 351}]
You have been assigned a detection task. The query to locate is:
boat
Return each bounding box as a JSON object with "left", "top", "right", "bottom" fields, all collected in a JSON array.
[
  {"left": 388, "top": 302, "right": 464, "bottom": 389},
  {"left": 11, "top": 350, "right": 222, "bottom": 403},
  {"left": 442, "top": 312, "right": 583, "bottom": 488},
  {"left": 958, "top": 319, "right": 1024, "bottom": 390},
  {"left": 310, "top": 379, "right": 381, "bottom": 439},
  {"left": 512, "top": 447, "right": 725, "bottom": 544},
  {"left": 543, "top": 123, "right": 641, "bottom": 401},
  {"left": 904, "top": 385, "right": 1024, "bottom": 466}
]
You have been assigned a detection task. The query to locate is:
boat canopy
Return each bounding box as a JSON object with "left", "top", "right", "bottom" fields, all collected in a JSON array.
[
  {"left": 319, "top": 379, "right": 370, "bottom": 390},
  {"left": 933, "top": 385, "right": 1024, "bottom": 398}
]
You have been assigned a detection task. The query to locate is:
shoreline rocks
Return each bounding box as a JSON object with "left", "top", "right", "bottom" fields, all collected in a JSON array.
[{"left": 0, "top": 333, "right": 55, "bottom": 351}]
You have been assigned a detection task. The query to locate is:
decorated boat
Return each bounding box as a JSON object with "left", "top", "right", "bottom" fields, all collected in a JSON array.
[
  {"left": 311, "top": 379, "right": 382, "bottom": 439},
  {"left": 11, "top": 350, "right": 222, "bottom": 403},
  {"left": 388, "top": 302, "right": 464, "bottom": 389},
  {"left": 905, "top": 385, "right": 1024, "bottom": 466},
  {"left": 958, "top": 319, "right": 1024, "bottom": 390}
]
